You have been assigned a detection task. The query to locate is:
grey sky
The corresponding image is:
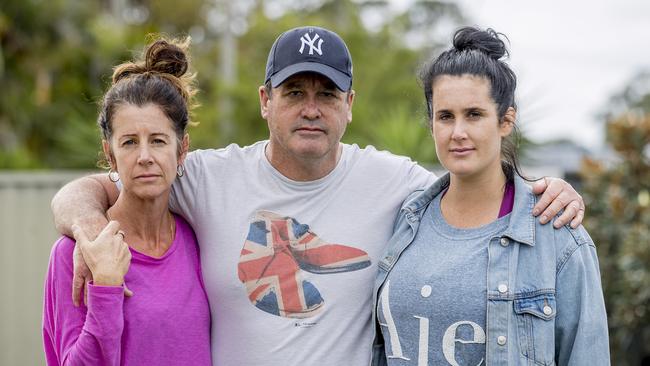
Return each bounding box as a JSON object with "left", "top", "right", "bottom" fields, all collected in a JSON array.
[{"left": 394, "top": 0, "right": 650, "bottom": 149}]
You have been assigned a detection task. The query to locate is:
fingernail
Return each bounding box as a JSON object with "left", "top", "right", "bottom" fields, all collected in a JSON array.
[
  {"left": 532, "top": 208, "right": 540, "bottom": 216},
  {"left": 540, "top": 215, "right": 548, "bottom": 223}
]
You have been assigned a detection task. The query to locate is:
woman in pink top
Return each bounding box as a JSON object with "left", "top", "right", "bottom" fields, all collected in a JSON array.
[{"left": 42, "top": 37, "right": 211, "bottom": 365}]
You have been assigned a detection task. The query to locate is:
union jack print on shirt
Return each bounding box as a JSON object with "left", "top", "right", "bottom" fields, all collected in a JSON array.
[{"left": 238, "top": 210, "right": 371, "bottom": 318}]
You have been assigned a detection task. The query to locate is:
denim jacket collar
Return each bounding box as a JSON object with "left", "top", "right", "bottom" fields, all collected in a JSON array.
[{"left": 400, "top": 172, "right": 536, "bottom": 246}]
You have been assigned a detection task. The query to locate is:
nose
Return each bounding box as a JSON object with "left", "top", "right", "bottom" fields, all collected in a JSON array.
[
  {"left": 301, "top": 97, "right": 322, "bottom": 120},
  {"left": 137, "top": 145, "right": 154, "bottom": 165},
  {"left": 451, "top": 120, "right": 468, "bottom": 141}
]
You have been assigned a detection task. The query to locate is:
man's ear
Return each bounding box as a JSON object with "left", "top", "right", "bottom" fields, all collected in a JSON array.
[
  {"left": 346, "top": 90, "right": 355, "bottom": 123},
  {"left": 259, "top": 85, "right": 270, "bottom": 119},
  {"left": 500, "top": 107, "right": 516, "bottom": 137}
]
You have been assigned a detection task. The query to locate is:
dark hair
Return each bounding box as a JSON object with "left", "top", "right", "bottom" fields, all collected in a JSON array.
[
  {"left": 97, "top": 36, "right": 197, "bottom": 165},
  {"left": 420, "top": 26, "right": 528, "bottom": 180}
]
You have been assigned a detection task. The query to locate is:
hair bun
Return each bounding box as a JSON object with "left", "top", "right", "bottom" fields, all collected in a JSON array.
[
  {"left": 111, "top": 37, "right": 191, "bottom": 84},
  {"left": 145, "top": 39, "right": 189, "bottom": 77},
  {"left": 453, "top": 27, "right": 508, "bottom": 60}
]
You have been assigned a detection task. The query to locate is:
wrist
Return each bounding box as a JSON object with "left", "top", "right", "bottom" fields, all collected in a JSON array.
[{"left": 93, "top": 273, "right": 124, "bottom": 287}]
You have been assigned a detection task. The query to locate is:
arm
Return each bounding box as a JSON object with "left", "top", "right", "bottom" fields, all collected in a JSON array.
[
  {"left": 554, "top": 228, "right": 610, "bottom": 365},
  {"left": 51, "top": 174, "right": 118, "bottom": 238},
  {"left": 51, "top": 174, "right": 120, "bottom": 306},
  {"left": 532, "top": 177, "right": 585, "bottom": 229},
  {"left": 43, "top": 236, "right": 127, "bottom": 366},
  {"left": 406, "top": 161, "right": 583, "bottom": 229}
]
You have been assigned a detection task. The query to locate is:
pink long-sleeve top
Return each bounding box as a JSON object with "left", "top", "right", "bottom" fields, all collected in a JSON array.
[{"left": 43, "top": 215, "right": 211, "bottom": 365}]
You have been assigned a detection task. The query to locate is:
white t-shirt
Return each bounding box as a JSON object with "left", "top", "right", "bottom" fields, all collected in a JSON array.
[{"left": 170, "top": 140, "right": 436, "bottom": 366}]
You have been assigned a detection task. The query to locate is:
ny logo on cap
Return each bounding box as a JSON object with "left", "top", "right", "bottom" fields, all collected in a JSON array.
[{"left": 299, "top": 33, "right": 324, "bottom": 56}]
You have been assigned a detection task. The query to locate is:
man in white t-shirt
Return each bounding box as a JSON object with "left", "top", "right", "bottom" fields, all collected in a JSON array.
[{"left": 52, "top": 26, "right": 585, "bottom": 366}]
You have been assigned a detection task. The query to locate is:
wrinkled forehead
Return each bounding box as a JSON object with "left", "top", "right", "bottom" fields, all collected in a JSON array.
[
  {"left": 110, "top": 103, "right": 176, "bottom": 133},
  {"left": 277, "top": 72, "right": 338, "bottom": 90}
]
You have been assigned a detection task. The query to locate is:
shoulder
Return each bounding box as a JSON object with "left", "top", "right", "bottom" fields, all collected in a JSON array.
[
  {"left": 47, "top": 236, "right": 76, "bottom": 278},
  {"left": 170, "top": 215, "right": 202, "bottom": 269},
  {"left": 186, "top": 141, "right": 265, "bottom": 165},
  {"left": 512, "top": 178, "right": 597, "bottom": 268},
  {"left": 174, "top": 214, "right": 195, "bottom": 237},
  {"left": 399, "top": 173, "right": 449, "bottom": 212},
  {"left": 554, "top": 225, "right": 597, "bottom": 274},
  {"left": 179, "top": 141, "right": 265, "bottom": 185},
  {"left": 51, "top": 236, "right": 75, "bottom": 262},
  {"left": 526, "top": 181, "right": 595, "bottom": 256},
  {"left": 345, "top": 143, "right": 416, "bottom": 166},
  {"left": 173, "top": 214, "right": 199, "bottom": 246},
  {"left": 531, "top": 210, "right": 597, "bottom": 274},
  {"left": 344, "top": 144, "right": 435, "bottom": 184}
]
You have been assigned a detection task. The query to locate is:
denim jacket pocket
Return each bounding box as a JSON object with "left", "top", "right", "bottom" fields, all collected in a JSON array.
[{"left": 513, "top": 292, "right": 557, "bottom": 365}]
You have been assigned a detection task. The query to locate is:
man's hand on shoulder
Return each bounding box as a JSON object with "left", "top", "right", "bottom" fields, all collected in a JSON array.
[{"left": 532, "top": 177, "right": 585, "bottom": 229}]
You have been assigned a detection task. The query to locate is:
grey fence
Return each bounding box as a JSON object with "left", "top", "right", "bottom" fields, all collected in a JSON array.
[{"left": 0, "top": 171, "right": 91, "bottom": 366}]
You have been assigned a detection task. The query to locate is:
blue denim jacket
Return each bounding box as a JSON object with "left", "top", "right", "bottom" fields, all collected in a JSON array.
[{"left": 371, "top": 174, "right": 610, "bottom": 366}]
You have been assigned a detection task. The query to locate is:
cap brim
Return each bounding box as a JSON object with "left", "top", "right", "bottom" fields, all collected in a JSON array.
[{"left": 269, "top": 62, "right": 351, "bottom": 91}]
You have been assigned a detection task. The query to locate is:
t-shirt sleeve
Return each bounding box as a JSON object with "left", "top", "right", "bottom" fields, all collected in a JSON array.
[
  {"left": 42, "top": 237, "right": 125, "bottom": 366},
  {"left": 169, "top": 150, "right": 205, "bottom": 226},
  {"left": 405, "top": 161, "right": 437, "bottom": 193}
]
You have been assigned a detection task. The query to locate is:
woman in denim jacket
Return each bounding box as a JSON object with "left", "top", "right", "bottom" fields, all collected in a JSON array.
[{"left": 372, "top": 27, "right": 609, "bottom": 365}]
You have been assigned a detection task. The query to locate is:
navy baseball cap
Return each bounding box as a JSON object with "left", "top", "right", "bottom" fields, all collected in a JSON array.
[{"left": 264, "top": 26, "right": 353, "bottom": 91}]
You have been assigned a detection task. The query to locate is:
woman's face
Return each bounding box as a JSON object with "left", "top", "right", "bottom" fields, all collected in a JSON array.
[
  {"left": 104, "top": 103, "right": 188, "bottom": 200},
  {"left": 431, "top": 74, "right": 514, "bottom": 180}
]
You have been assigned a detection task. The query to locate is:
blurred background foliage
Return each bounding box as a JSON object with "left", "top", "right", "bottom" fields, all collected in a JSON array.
[
  {"left": 0, "top": 0, "right": 464, "bottom": 169},
  {"left": 1, "top": 0, "right": 648, "bottom": 363},
  {"left": 581, "top": 71, "right": 650, "bottom": 366}
]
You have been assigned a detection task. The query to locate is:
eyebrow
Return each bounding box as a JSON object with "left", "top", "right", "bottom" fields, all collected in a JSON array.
[
  {"left": 465, "top": 106, "right": 488, "bottom": 112},
  {"left": 119, "top": 132, "right": 171, "bottom": 138},
  {"left": 435, "top": 106, "right": 488, "bottom": 114}
]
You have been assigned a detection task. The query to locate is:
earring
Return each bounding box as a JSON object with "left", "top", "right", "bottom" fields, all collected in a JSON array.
[
  {"left": 108, "top": 169, "right": 120, "bottom": 182},
  {"left": 176, "top": 164, "right": 185, "bottom": 177}
]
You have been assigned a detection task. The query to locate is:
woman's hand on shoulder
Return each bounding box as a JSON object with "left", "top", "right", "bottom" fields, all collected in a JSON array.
[{"left": 72, "top": 221, "right": 131, "bottom": 287}]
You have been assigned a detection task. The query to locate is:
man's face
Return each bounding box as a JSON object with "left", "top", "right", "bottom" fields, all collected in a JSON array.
[{"left": 259, "top": 72, "right": 354, "bottom": 165}]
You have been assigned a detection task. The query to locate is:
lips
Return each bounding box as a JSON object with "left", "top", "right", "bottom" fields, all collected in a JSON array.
[
  {"left": 449, "top": 147, "right": 475, "bottom": 157},
  {"left": 294, "top": 126, "right": 326, "bottom": 134},
  {"left": 134, "top": 174, "right": 161, "bottom": 180},
  {"left": 450, "top": 147, "right": 474, "bottom": 152}
]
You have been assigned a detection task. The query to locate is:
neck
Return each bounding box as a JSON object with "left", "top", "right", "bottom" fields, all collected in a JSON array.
[
  {"left": 107, "top": 190, "right": 175, "bottom": 257},
  {"left": 441, "top": 166, "right": 507, "bottom": 228},
  {"left": 265, "top": 142, "right": 341, "bottom": 181}
]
